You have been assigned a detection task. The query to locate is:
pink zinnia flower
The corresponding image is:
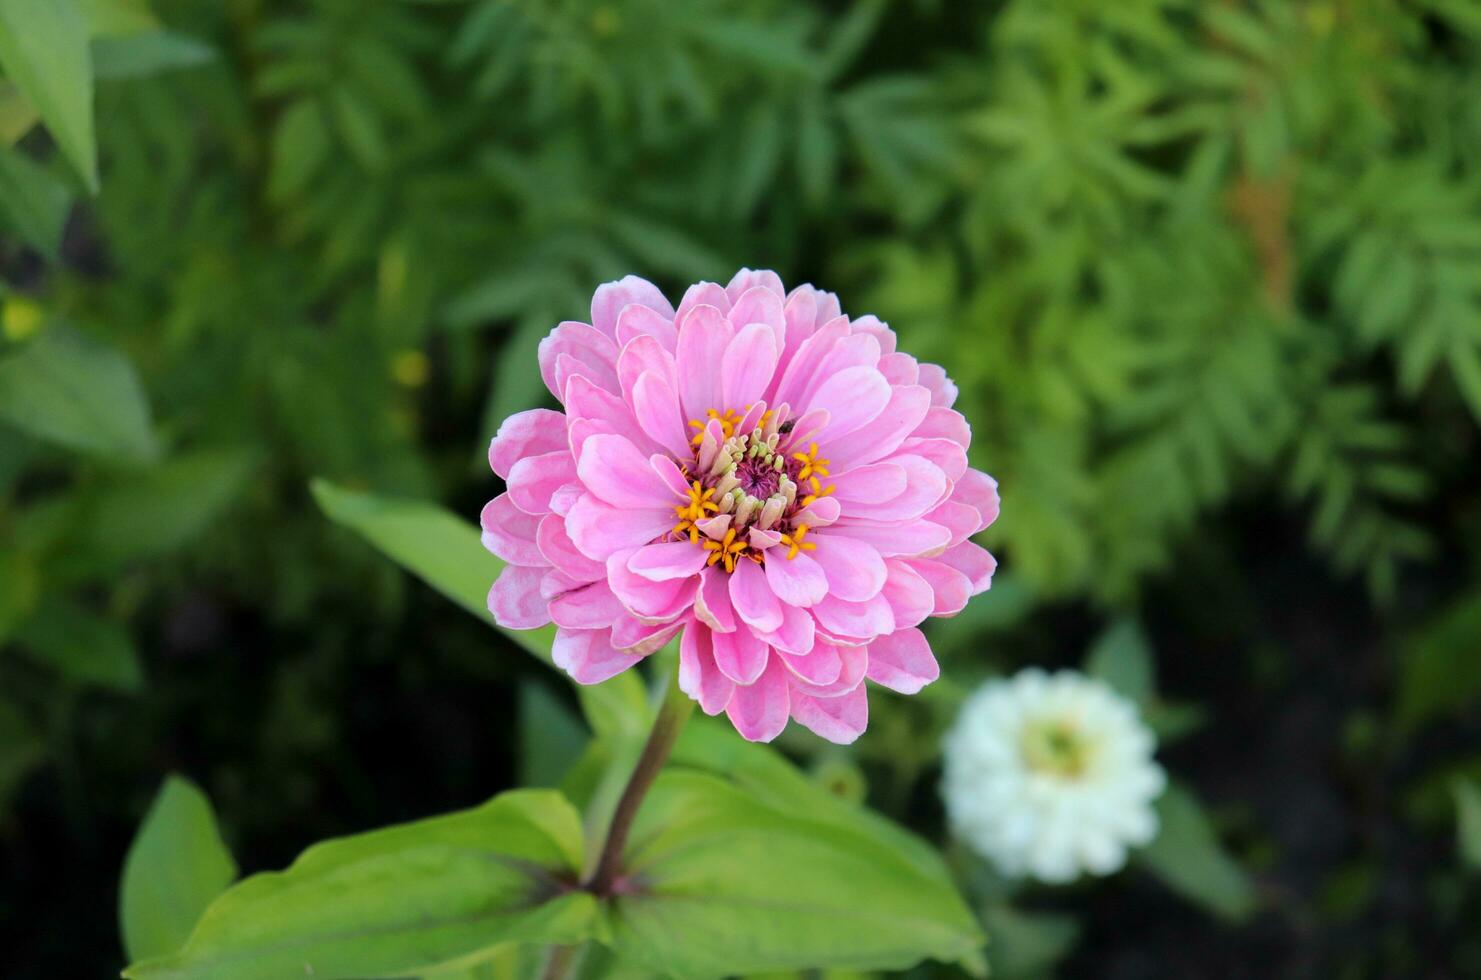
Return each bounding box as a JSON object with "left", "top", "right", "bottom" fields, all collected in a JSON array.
[{"left": 482, "top": 270, "right": 998, "bottom": 744}]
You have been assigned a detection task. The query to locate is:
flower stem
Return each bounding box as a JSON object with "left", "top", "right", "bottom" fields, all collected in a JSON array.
[{"left": 585, "top": 667, "right": 695, "bottom": 896}]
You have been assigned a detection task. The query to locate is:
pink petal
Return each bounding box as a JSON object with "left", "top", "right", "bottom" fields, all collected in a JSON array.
[
  {"left": 563, "top": 374, "right": 641, "bottom": 458},
  {"left": 916, "top": 362, "right": 959, "bottom": 407},
  {"left": 849, "top": 314, "right": 896, "bottom": 354},
  {"left": 628, "top": 541, "right": 709, "bottom": 582},
  {"left": 770, "top": 317, "right": 849, "bottom": 408},
  {"left": 676, "top": 281, "right": 732, "bottom": 324},
  {"left": 537, "top": 514, "right": 605, "bottom": 581},
  {"left": 489, "top": 408, "right": 567, "bottom": 480},
  {"left": 724, "top": 268, "right": 785, "bottom": 302},
  {"left": 606, "top": 549, "right": 699, "bottom": 622},
  {"left": 789, "top": 640, "right": 867, "bottom": 698},
  {"left": 809, "top": 533, "right": 887, "bottom": 602},
  {"left": 808, "top": 365, "right": 891, "bottom": 440},
  {"left": 615, "top": 302, "right": 678, "bottom": 350},
  {"left": 727, "top": 285, "right": 787, "bottom": 356},
  {"left": 650, "top": 454, "right": 691, "bottom": 498},
  {"left": 812, "top": 592, "right": 895, "bottom": 643},
  {"left": 898, "top": 436, "right": 967, "bottom": 483},
  {"left": 928, "top": 500, "right": 983, "bottom": 548},
  {"left": 755, "top": 601, "right": 816, "bottom": 655},
  {"left": 827, "top": 519, "right": 951, "bottom": 558},
  {"left": 881, "top": 559, "right": 934, "bottom": 629},
  {"left": 763, "top": 550, "right": 827, "bottom": 607},
  {"left": 728, "top": 558, "right": 782, "bottom": 633},
  {"left": 711, "top": 625, "right": 769, "bottom": 684},
  {"left": 676, "top": 304, "right": 734, "bottom": 420},
  {"left": 937, "top": 541, "right": 997, "bottom": 594},
  {"left": 904, "top": 558, "right": 973, "bottom": 617},
  {"left": 480, "top": 493, "right": 546, "bottom": 566},
  {"left": 487, "top": 564, "right": 551, "bottom": 629},
  {"left": 577, "top": 434, "right": 675, "bottom": 508},
  {"left": 506, "top": 450, "right": 577, "bottom": 516},
  {"left": 878, "top": 352, "right": 919, "bottom": 386},
  {"left": 721, "top": 322, "right": 779, "bottom": 411},
  {"left": 842, "top": 454, "right": 947, "bottom": 522},
  {"left": 789, "top": 684, "right": 868, "bottom": 745},
  {"left": 552, "top": 628, "right": 643, "bottom": 684},
  {"left": 694, "top": 565, "right": 737, "bottom": 632},
  {"left": 539, "top": 322, "right": 619, "bottom": 401},
  {"left": 631, "top": 370, "right": 691, "bottom": 459},
  {"left": 611, "top": 616, "right": 682, "bottom": 655},
  {"left": 912, "top": 406, "right": 970, "bottom": 447},
  {"left": 590, "top": 276, "right": 674, "bottom": 340},
  {"left": 865, "top": 627, "right": 939, "bottom": 694},
  {"left": 954, "top": 468, "right": 1000, "bottom": 531},
  {"left": 725, "top": 657, "right": 790, "bottom": 743},
  {"left": 564, "top": 494, "right": 673, "bottom": 562},
  {"left": 825, "top": 385, "right": 932, "bottom": 468},
  {"left": 549, "top": 580, "right": 627, "bottom": 630},
  {"left": 679, "top": 623, "right": 735, "bottom": 715},
  {"left": 776, "top": 640, "right": 841, "bottom": 686},
  {"left": 616, "top": 333, "right": 677, "bottom": 396},
  {"left": 832, "top": 461, "right": 908, "bottom": 505}
]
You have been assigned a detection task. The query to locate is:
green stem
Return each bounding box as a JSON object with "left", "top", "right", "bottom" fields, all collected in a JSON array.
[{"left": 585, "top": 668, "right": 695, "bottom": 897}]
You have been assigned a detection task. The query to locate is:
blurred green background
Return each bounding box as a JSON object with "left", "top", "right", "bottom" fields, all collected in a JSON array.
[{"left": 3, "top": 0, "right": 1481, "bottom": 976}]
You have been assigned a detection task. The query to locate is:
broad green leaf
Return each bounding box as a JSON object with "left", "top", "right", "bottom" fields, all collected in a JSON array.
[
  {"left": 16, "top": 596, "right": 142, "bottom": 691},
  {"left": 0, "top": 325, "right": 157, "bottom": 461},
  {"left": 519, "top": 681, "right": 589, "bottom": 788},
  {"left": 267, "top": 98, "right": 330, "bottom": 201},
  {"left": 603, "top": 769, "right": 985, "bottom": 977},
  {"left": 92, "top": 31, "right": 214, "bottom": 79},
  {"left": 80, "top": 0, "right": 156, "bottom": 36},
  {"left": 0, "top": 0, "right": 97, "bottom": 190},
  {"left": 0, "top": 144, "right": 72, "bottom": 256},
  {"left": 0, "top": 697, "right": 42, "bottom": 810},
  {"left": 126, "top": 791, "right": 597, "bottom": 980},
  {"left": 120, "top": 776, "right": 238, "bottom": 962},
  {"left": 1083, "top": 617, "right": 1154, "bottom": 703},
  {"left": 64, "top": 449, "right": 255, "bottom": 571},
  {"left": 0, "top": 80, "right": 37, "bottom": 142},
  {"left": 1137, "top": 783, "right": 1256, "bottom": 922},
  {"left": 980, "top": 905, "right": 1079, "bottom": 979},
  {"left": 672, "top": 717, "right": 947, "bottom": 881},
  {"left": 1396, "top": 592, "right": 1481, "bottom": 731},
  {"left": 1456, "top": 779, "right": 1481, "bottom": 871},
  {"left": 311, "top": 480, "right": 650, "bottom": 735}
]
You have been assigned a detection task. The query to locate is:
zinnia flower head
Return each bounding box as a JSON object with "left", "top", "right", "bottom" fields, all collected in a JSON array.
[
  {"left": 942, "top": 669, "right": 1165, "bottom": 882},
  {"left": 482, "top": 270, "right": 997, "bottom": 744}
]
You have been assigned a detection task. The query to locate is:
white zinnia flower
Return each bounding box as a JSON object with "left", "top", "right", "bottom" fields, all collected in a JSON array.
[{"left": 942, "top": 668, "right": 1166, "bottom": 883}]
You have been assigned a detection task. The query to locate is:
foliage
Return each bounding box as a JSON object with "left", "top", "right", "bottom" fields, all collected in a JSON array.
[{"left": 1, "top": 0, "right": 1480, "bottom": 976}]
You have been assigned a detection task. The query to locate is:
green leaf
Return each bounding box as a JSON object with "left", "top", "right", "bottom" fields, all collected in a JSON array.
[
  {"left": 267, "top": 98, "right": 330, "bottom": 201},
  {"left": 0, "top": 697, "right": 42, "bottom": 810},
  {"left": 16, "top": 596, "right": 143, "bottom": 691},
  {"left": 120, "top": 776, "right": 239, "bottom": 962},
  {"left": 980, "top": 904, "right": 1080, "bottom": 979},
  {"left": 603, "top": 769, "right": 985, "bottom": 977},
  {"left": 310, "top": 480, "right": 649, "bottom": 735},
  {"left": 92, "top": 31, "right": 214, "bottom": 79},
  {"left": 1083, "top": 617, "right": 1154, "bottom": 703},
  {"left": 1396, "top": 592, "right": 1481, "bottom": 731},
  {"left": 0, "top": 144, "right": 72, "bottom": 257},
  {"left": 1456, "top": 779, "right": 1481, "bottom": 871},
  {"left": 0, "top": 325, "right": 157, "bottom": 461},
  {"left": 80, "top": 0, "right": 157, "bottom": 36},
  {"left": 68, "top": 449, "right": 255, "bottom": 569},
  {"left": 0, "top": 0, "right": 97, "bottom": 190},
  {"left": 1137, "top": 783, "right": 1256, "bottom": 922},
  {"left": 519, "top": 681, "right": 589, "bottom": 788},
  {"left": 125, "top": 789, "right": 597, "bottom": 980}
]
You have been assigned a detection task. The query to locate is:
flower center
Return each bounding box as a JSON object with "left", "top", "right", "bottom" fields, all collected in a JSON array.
[
  {"left": 672, "top": 404, "right": 827, "bottom": 572},
  {"left": 1020, "top": 719, "right": 1092, "bottom": 778}
]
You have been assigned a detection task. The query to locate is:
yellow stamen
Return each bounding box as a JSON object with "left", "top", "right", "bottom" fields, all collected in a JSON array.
[
  {"left": 688, "top": 407, "right": 742, "bottom": 445},
  {"left": 792, "top": 442, "right": 831, "bottom": 483},
  {"left": 702, "top": 527, "right": 749, "bottom": 572},
  {"left": 777, "top": 523, "right": 818, "bottom": 560}
]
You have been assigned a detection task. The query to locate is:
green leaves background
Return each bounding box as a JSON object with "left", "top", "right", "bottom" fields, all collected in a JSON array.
[{"left": 3, "top": 0, "right": 1481, "bottom": 976}]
